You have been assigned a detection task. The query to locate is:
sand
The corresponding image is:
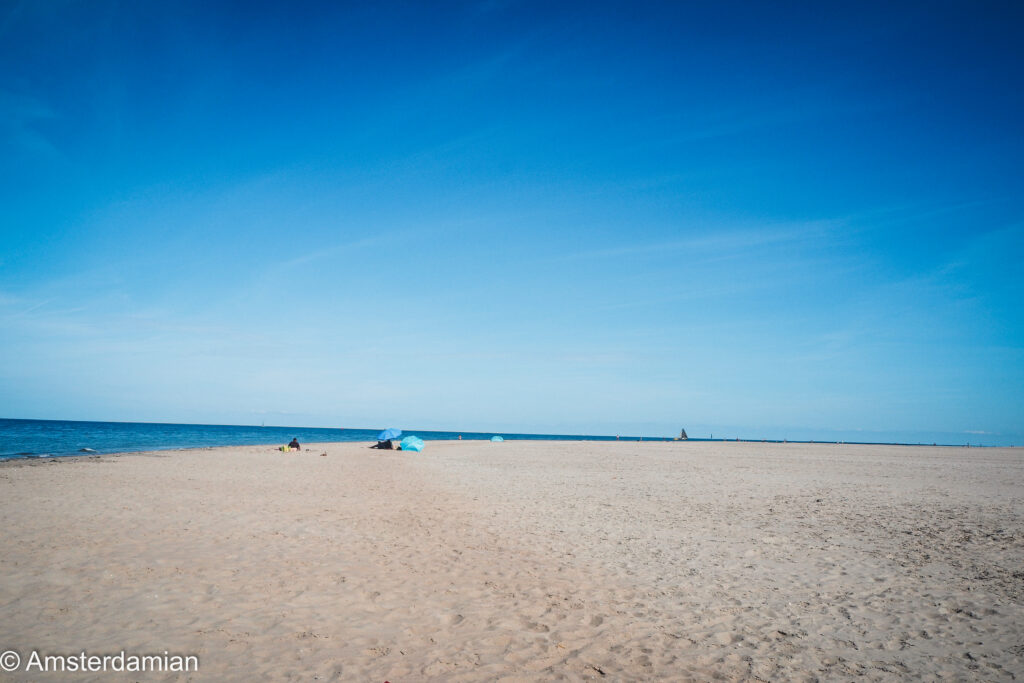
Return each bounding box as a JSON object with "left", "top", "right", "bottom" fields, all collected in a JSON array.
[{"left": 1, "top": 440, "right": 1022, "bottom": 681}]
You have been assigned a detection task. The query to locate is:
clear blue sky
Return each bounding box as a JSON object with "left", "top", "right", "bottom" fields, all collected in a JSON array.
[{"left": 1, "top": 1, "right": 1022, "bottom": 445}]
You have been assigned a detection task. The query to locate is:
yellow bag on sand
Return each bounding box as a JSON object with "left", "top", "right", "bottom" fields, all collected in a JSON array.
[{"left": 280, "top": 445, "right": 291, "bottom": 452}]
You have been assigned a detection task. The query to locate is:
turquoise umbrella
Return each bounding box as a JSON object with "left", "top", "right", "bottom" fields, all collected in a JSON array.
[{"left": 400, "top": 436, "right": 424, "bottom": 452}]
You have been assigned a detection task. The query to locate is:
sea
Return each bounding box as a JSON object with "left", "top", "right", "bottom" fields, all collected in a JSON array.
[
  {"left": 1, "top": 418, "right": 986, "bottom": 461},
  {"left": 0, "top": 418, "right": 662, "bottom": 461}
]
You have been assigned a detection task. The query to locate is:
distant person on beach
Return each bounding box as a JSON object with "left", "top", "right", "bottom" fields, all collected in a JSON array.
[
  {"left": 370, "top": 439, "right": 393, "bottom": 450},
  {"left": 288, "top": 438, "right": 300, "bottom": 450}
]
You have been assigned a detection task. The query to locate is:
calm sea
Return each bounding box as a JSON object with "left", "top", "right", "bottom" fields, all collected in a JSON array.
[{"left": 0, "top": 418, "right": 660, "bottom": 461}]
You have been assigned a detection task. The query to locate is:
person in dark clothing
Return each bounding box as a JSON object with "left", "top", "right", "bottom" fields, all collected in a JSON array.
[
  {"left": 370, "top": 439, "right": 393, "bottom": 449},
  {"left": 288, "top": 438, "right": 301, "bottom": 450}
]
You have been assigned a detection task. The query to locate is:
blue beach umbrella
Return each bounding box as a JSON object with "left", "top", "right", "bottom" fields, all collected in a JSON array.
[
  {"left": 400, "top": 436, "right": 425, "bottom": 452},
  {"left": 377, "top": 428, "right": 401, "bottom": 441},
  {"left": 490, "top": 436, "right": 504, "bottom": 442}
]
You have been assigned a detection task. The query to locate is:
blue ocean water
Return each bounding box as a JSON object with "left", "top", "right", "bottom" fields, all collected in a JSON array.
[{"left": 0, "top": 418, "right": 659, "bottom": 461}]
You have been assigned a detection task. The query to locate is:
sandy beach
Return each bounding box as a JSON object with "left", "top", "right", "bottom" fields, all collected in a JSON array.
[{"left": 1, "top": 440, "right": 1022, "bottom": 681}]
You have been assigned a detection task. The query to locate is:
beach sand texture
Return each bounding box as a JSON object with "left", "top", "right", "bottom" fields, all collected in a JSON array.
[{"left": 1, "top": 440, "right": 1022, "bottom": 681}]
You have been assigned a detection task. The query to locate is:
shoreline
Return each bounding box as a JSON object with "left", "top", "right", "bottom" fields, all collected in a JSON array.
[{"left": 2, "top": 437, "right": 1018, "bottom": 467}]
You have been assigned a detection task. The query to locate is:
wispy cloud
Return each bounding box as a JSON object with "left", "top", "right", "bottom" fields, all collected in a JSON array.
[
  {"left": 564, "top": 219, "right": 839, "bottom": 261},
  {"left": 626, "top": 95, "right": 888, "bottom": 153},
  {"left": 840, "top": 196, "right": 1014, "bottom": 233},
  {"left": 276, "top": 229, "right": 422, "bottom": 270},
  {"left": 0, "top": 291, "right": 62, "bottom": 318}
]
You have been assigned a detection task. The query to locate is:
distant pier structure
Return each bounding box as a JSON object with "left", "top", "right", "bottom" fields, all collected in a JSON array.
[{"left": 675, "top": 428, "right": 688, "bottom": 441}]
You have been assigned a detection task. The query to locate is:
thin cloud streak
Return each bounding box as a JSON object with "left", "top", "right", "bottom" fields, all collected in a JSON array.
[
  {"left": 564, "top": 220, "right": 839, "bottom": 261},
  {"left": 277, "top": 232, "right": 414, "bottom": 270}
]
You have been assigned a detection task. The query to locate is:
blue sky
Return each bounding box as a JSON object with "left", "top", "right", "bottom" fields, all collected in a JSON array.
[{"left": 1, "top": 1, "right": 1022, "bottom": 444}]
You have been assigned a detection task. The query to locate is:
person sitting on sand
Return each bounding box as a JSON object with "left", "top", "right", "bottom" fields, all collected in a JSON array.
[
  {"left": 370, "top": 439, "right": 393, "bottom": 450},
  {"left": 288, "top": 438, "right": 301, "bottom": 451}
]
